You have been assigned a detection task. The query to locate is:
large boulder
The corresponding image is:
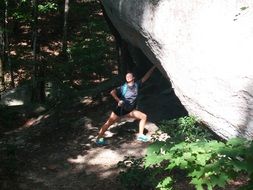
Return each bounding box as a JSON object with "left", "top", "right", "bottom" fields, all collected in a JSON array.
[{"left": 101, "top": 0, "right": 253, "bottom": 139}]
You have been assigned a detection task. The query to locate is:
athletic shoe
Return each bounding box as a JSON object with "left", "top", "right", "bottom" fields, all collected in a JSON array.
[
  {"left": 137, "top": 134, "right": 151, "bottom": 142},
  {"left": 96, "top": 138, "right": 107, "bottom": 145}
]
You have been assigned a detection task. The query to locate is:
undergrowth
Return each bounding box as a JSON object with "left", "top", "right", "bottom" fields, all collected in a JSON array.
[{"left": 118, "top": 116, "right": 253, "bottom": 190}]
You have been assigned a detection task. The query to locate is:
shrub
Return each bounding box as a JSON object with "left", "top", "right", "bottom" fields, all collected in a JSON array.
[
  {"left": 117, "top": 156, "right": 162, "bottom": 190},
  {"left": 145, "top": 138, "right": 253, "bottom": 190},
  {"left": 118, "top": 116, "right": 253, "bottom": 189},
  {"left": 158, "top": 116, "right": 215, "bottom": 142}
]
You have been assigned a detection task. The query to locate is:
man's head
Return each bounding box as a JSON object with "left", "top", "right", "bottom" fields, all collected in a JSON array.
[{"left": 125, "top": 72, "right": 135, "bottom": 83}]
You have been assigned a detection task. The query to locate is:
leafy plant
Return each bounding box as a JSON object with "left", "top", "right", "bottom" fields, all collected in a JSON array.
[
  {"left": 117, "top": 156, "right": 163, "bottom": 190},
  {"left": 38, "top": 2, "right": 58, "bottom": 14},
  {"left": 159, "top": 116, "right": 215, "bottom": 142},
  {"left": 145, "top": 138, "right": 253, "bottom": 190}
]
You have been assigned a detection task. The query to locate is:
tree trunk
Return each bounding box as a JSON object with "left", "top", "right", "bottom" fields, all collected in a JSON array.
[
  {"left": 4, "top": 0, "right": 15, "bottom": 88},
  {"left": 31, "top": 0, "right": 39, "bottom": 102},
  {"left": 0, "top": 24, "right": 5, "bottom": 92},
  {"left": 31, "top": 0, "right": 46, "bottom": 102},
  {"left": 62, "top": 0, "right": 69, "bottom": 57}
]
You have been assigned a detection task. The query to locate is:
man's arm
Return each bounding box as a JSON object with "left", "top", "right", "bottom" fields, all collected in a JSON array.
[{"left": 141, "top": 65, "right": 157, "bottom": 83}]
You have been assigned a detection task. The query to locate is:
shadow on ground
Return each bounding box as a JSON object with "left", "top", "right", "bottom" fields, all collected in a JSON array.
[{"left": 0, "top": 73, "right": 188, "bottom": 190}]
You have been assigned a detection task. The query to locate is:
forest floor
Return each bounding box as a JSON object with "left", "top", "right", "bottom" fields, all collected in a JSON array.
[
  {"left": 0, "top": 75, "right": 248, "bottom": 190},
  {"left": 0, "top": 93, "right": 150, "bottom": 190},
  {"left": 0, "top": 74, "right": 190, "bottom": 190}
]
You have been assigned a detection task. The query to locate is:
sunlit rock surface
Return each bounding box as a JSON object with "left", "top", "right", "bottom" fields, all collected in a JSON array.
[
  {"left": 0, "top": 86, "right": 30, "bottom": 106},
  {"left": 101, "top": 0, "right": 253, "bottom": 139}
]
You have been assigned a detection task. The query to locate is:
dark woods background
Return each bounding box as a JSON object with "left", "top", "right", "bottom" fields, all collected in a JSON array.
[
  {"left": 0, "top": 0, "right": 119, "bottom": 126},
  {"left": 0, "top": 0, "right": 117, "bottom": 103}
]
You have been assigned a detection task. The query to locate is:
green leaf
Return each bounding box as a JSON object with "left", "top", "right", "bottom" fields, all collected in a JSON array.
[
  {"left": 144, "top": 154, "right": 167, "bottom": 168},
  {"left": 147, "top": 141, "right": 165, "bottom": 154},
  {"left": 156, "top": 176, "right": 173, "bottom": 190},
  {"left": 182, "top": 160, "right": 189, "bottom": 169},
  {"left": 227, "top": 137, "right": 247, "bottom": 147},
  {"left": 196, "top": 153, "right": 210, "bottom": 166},
  {"left": 167, "top": 162, "right": 176, "bottom": 170},
  {"left": 189, "top": 169, "right": 204, "bottom": 178},
  {"left": 171, "top": 142, "right": 186, "bottom": 150},
  {"left": 191, "top": 178, "right": 204, "bottom": 190},
  {"left": 183, "top": 152, "right": 192, "bottom": 160},
  {"left": 231, "top": 160, "right": 249, "bottom": 172},
  {"left": 210, "top": 174, "right": 229, "bottom": 188},
  {"left": 207, "top": 140, "right": 225, "bottom": 150}
]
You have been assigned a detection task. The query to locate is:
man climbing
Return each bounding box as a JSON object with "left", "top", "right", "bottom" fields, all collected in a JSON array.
[{"left": 96, "top": 64, "right": 158, "bottom": 145}]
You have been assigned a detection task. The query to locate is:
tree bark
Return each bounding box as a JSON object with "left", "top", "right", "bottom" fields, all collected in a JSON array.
[
  {"left": 0, "top": 24, "right": 5, "bottom": 92},
  {"left": 4, "top": 0, "right": 15, "bottom": 88},
  {"left": 31, "top": 0, "right": 46, "bottom": 102},
  {"left": 62, "top": 0, "right": 69, "bottom": 57}
]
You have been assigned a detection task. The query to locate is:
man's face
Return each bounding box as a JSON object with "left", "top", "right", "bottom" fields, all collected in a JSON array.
[{"left": 126, "top": 73, "right": 134, "bottom": 83}]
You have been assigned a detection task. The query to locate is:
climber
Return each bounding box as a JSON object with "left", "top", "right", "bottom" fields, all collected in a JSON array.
[{"left": 96, "top": 64, "right": 158, "bottom": 145}]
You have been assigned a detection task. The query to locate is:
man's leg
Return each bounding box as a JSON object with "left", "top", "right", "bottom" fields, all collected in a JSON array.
[
  {"left": 126, "top": 110, "right": 147, "bottom": 135},
  {"left": 97, "top": 112, "right": 119, "bottom": 139}
]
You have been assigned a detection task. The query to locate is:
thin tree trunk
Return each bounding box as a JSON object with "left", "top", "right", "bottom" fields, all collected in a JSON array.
[
  {"left": 4, "top": 0, "right": 14, "bottom": 88},
  {"left": 31, "top": 0, "right": 39, "bottom": 102},
  {"left": 62, "top": 0, "right": 69, "bottom": 57},
  {"left": 0, "top": 25, "right": 5, "bottom": 92},
  {"left": 31, "top": 0, "right": 45, "bottom": 102}
]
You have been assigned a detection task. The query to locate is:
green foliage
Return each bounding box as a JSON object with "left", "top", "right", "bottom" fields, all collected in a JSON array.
[
  {"left": 117, "top": 156, "right": 159, "bottom": 190},
  {"left": 11, "top": 0, "right": 32, "bottom": 21},
  {"left": 66, "top": 18, "right": 112, "bottom": 80},
  {"left": 159, "top": 116, "right": 215, "bottom": 142},
  {"left": 130, "top": 116, "right": 253, "bottom": 189},
  {"left": 145, "top": 137, "right": 253, "bottom": 190},
  {"left": 11, "top": 1, "right": 57, "bottom": 21},
  {"left": 156, "top": 176, "right": 173, "bottom": 190},
  {"left": 38, "top": 2, "right": 58, "bottom": 14}
]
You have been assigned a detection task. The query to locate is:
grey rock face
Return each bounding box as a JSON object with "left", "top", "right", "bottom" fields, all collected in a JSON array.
[{"left": 101, "top": 0, "right": 253, "bottom": 139}]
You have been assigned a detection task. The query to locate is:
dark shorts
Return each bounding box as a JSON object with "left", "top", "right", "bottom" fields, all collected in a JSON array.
[{"left": 113, "top": 106, "right": 135, "bottom": 117}]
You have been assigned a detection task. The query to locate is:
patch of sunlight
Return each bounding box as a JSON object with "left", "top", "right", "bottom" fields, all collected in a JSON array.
[
  {"left": 92, "top": 77, "right": 109, "bottom": 83},
  {"left": 95, "top": 11, "right": 103, "bottom": 16},
  {"left": 3, "top": 99, "right": 24, "bottom": 106},
  {"left": 84, "top": 38, "right": 92, "bottom": 42},
  {"left": 18, "top": 42, "right": 28, "bottom": 46},
  {"left": 80, "top": 96, "right": 93, "bottom": 105},
  {"left": 104, "top": 131, "right": 116, "bottom": 138},
  {"left": 68, "top": 150, "right": 122, "bottom": 165},
  {"left": 68, "top": 155, "right": 86, "bottom": 164},
  {"left": 88, "top": 135, "right": 95, "bottom": 140},
  {"left": 82, "top": 44, "right": 88, "bottom": 48},
  {"left": 77, "top": 0, "right": 95, "bottom": 3},
  {"left": 96, "top": 31, "right": 104, "bottom": 35},
  {"left": 108, "top": 118, "right": 136, "bottom": 130},
  {"left": 10, "top": 51, "right": 17, "bottom": 55},
  {"left": 73, "top": 79, "right": 82, "bottom": 86},
  {"left": 24, "top": 115, "right": 45, "bottom": 128},
  {"left": 106, "top": 35, "right": 114, "bottom": 42}
]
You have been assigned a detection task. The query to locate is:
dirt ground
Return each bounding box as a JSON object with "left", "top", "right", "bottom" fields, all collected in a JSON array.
[
  {"left": 0, "top": 74, "right": 187, "bottom": 190},
  {"left": 0, "top": 76, "right": 247, "bottom": 190}
]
